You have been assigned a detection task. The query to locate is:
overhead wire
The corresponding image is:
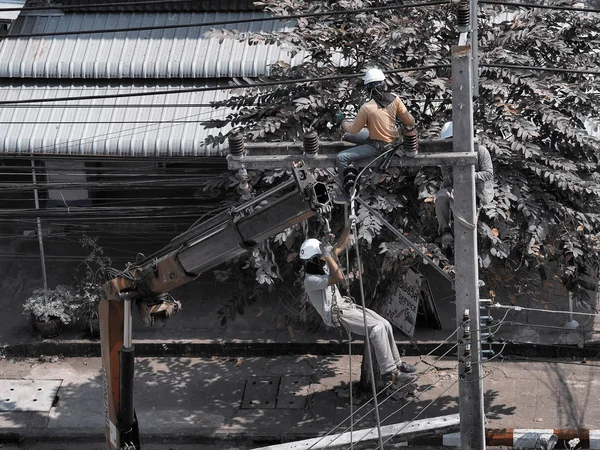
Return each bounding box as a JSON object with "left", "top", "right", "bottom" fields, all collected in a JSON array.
[
  {"left": 492, "top": 303, "right": 600, "bottom": 318},
  {"left": 0, "top": 64, "right": 450, "bottom": 106},
  {"left": 482, "top": 63, "right": 600, "bottom": 76},
  {"left": 0, "top": 0, "right": 197, "bottom": 12},
  {"left": 4, "top": 106, "right": 228, "bottom": 156},
  {"left": 499, "top": 320, "right": 600, "bottom": 335},
  {"left": 1, "top": 1, "right": 450, "bottom": 39},
  {"left": 1, "top": 62, "right": 594, "bottom": 108},
  {"left": 480, "top": 0, "right": 600, "bottom": 13}
]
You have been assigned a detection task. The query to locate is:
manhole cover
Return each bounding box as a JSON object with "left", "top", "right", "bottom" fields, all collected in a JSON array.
[
  {"left": 241, "top": 376, "right": 279, "bottom": 409},
  {"left": 0, "top": 379, "right": 62, "bottom": 412},
  {"left": 276, "top": 376, "right": 310, "bottom": 409}
]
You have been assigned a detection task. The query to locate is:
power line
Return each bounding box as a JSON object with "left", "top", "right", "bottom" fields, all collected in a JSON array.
[
  {"left": 492, "top": 303, "right": 600, "bottom": 317},
  {"left": 482, "top": 63, "right": 600, "bottom": 75},
  {"left": 0, "top": 62, "right": 592, "bottom": 108},
  {"left": 481, "top": 0, "right": 600, "bottom": 13},
  {"left": 0, "top": 0, "right": 197, "bottom": 12},
  {"left": 0, "top": 99, "right": 446, "bottom": 109},
  {"left": 0, "top": 120, "right": 223, "bottom": 125},
  {"left": 2, "top": 1, "right": 449, "bottom": 39},
  {"left": 6, "top": 109, "right": 226, "bottom": 155},
  {"left": 499, "top": 320, "right": 600, "bottom": 334},
  {"left": 0, "top": 64, "right": 450, "bottom": 106},
  {"left": 0, "top": 104, "right": 216, "bottom": 109}
]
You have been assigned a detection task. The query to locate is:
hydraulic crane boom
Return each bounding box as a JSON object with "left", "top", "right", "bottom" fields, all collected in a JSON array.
[{"left": 99, "top": 164, "right": 330, "bottom": 450}]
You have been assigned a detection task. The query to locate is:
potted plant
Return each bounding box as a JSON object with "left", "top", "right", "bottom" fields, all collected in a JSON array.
[
  {"left": 23, "top": 285, "right": 81, "bottom": 338},
  {"left": 74, "top": 234, "right": 112, "bottom": 337},
  {"left": 77, "top": 281, "right": 102, "bottom": 337}
]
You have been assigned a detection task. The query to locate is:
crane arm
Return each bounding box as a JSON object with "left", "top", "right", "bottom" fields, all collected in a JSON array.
[{"left": 99, "top": 164, "right": 330, "bottom": 450}]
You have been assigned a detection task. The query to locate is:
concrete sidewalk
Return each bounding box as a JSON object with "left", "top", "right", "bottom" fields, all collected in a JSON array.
[{"left": 1, "top": 354, "right": 599, "bottom": 447}]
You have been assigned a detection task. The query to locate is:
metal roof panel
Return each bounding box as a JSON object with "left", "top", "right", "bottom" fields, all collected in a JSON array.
[
  {"left": 0, "top": 82, "right": 234, "bottom": 157},
  {"left": 0, "top": 11, "right": 304, "bottom": 78},
  {"left": 0, "top": 0, "right": 24, "bottom": 21}
]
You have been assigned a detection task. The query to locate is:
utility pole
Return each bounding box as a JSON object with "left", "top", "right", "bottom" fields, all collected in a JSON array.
[
  {"left": 470, "top": 0, "right": 479, "bottom": 97},
  {"left": 452, "top": 44, "right": 486, "bottom": 450},
  {"left": 31, "top": 159, "right": 48, "bottom": 290}
]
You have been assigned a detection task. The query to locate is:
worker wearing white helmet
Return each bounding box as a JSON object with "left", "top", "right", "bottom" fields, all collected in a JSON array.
[
  {"left": 436, "top": 121, "right": 494, "bottom": 247},
  {"left": 299, "top": 228, "right": 417, "bottom": 386},
  {"left": 336, "top": 68, "right": 416, "bottom": 196}
]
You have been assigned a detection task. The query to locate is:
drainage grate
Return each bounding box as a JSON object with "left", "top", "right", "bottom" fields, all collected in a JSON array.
[
  {"left": 0, "top": 379, "right": 62, "bottom": 412},
  {"left": 276, "top": 376, "right": 310, "bottom": 410},
  {"left": 241, "top": 376, "right": 279, "bottom": 409},
  {"left": 241, "top": 376, "right": 311, "bottom": 410}
]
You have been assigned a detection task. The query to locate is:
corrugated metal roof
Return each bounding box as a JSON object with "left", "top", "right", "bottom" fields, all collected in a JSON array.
[
  {"left": 0, "top": 0, "right": 24, "bottom": 21},
  {"left": 0, "top": 81, "right": 234, "bottom": 156},
  {"left": 50, "top": 0, "right": 260, "bottom": 12},
  {"left": 0, "top": 11, "right": 304, "bottom": 78}
]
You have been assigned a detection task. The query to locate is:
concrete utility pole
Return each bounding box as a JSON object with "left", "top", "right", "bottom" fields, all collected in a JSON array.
[
  {"left": 471, "top": 0, "right": 479, "bottom": 97},
  {"left": 452, "top": 44, "right": 486, "bottom": 450},
  {"left": 31, "top": 159, "right": 48, "bottom": 290}
]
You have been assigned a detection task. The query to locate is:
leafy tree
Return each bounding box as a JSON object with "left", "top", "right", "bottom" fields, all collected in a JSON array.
[{"left": 206, "top": 0, "right": 600, "bottom": 365}]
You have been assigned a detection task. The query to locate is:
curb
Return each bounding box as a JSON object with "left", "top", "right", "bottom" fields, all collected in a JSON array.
[
  {"left": 3, "top": 340, "right": 600, "bottom": 358},
  {"left": 409, "top": 429, "right": 600, "bottom": 449},
  {"left": 6, "top": 428, "right": 600, "bottom": 449}
]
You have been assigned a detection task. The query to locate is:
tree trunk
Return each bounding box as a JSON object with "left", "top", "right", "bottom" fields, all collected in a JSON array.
[{"left": 357, "top": 342, "right": 384, "bottom": 397}]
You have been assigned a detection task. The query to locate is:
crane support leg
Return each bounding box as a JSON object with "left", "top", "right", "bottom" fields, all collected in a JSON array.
[{"left": 100, "top": 281, "right": 141, "bottom": 450}]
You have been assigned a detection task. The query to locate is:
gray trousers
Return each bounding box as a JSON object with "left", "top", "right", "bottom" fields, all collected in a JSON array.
[
  {"left": 336, "top": 298, "right": 401, "bottom": 374},
  {"left": 336, "top": 129, "right": 379, "bottom": 187},
  {"left": 435, "top": 186, "right": 453, "bottom": 234}
]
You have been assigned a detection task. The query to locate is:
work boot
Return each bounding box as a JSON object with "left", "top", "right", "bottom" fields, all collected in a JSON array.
[
  {"left": 397, "top": 361, "right": 417, "bottom": 373},
  {"left": 384, "top": 369, "right": 416, "bottom": 386}
]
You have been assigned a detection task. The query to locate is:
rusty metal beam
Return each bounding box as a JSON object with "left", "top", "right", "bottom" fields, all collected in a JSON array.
[
  {"left": 242, "top": 139, "right": 453, "bottom": 155},
  {"left": 228, "top": 151, "right": 476, "bottom": 170}
]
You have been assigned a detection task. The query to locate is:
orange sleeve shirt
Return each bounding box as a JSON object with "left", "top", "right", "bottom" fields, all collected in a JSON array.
[{"left": 347, "top": 96, "right": 414, "bottom": 143}]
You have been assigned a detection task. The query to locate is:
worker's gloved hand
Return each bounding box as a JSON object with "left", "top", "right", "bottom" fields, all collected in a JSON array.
[
  {"left": 319, "top": 242, "right": 334, "bottom": 258},
  {"left": 334, "top": 112, "right": 346, "bottom": 125}
]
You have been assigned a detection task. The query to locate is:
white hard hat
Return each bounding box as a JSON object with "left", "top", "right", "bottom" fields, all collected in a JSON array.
[
  {"left": 364, "top": 68, "right": 386, "bottom": 85},
  {"left": 299, "top": 238, "right": 321, "bottom": 260},
  {"left": 440, "top": 122, "right": 453, "bottom": 139}
]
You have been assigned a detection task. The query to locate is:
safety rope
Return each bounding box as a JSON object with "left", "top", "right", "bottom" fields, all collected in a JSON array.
[
  {"left": 349, "top": 204, "right": 385, "bottom": 449},
  {"left": 346, "top": 299, "right": 354, "bottom": 450}
]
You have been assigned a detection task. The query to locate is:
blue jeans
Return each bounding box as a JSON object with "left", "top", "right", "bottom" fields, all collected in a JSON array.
[{"left": 337, "top": 129, "right": 380, "bottom": 186}]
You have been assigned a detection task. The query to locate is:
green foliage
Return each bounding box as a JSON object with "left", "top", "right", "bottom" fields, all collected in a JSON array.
[
  {"left": 74, "top": 234, "right": 112, "bottom": 320},
  {"left": 206, "top": 0, "right": 600, "bottom": 309},
  {"left": 23, "top": 285, "right": 81, "bottom": 325}
]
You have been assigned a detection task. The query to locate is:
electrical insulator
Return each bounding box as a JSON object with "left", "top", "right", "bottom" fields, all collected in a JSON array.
[
  {"left": 343, "top": 166, "right": 359, "bottom": 197},
  {"left": 462, "top": 331, "right": 471, "bottom": 341},
  {"left": 402, "top": 128, "right": 418, "bottom": 157},
  {"left": 457, "top": 0, "right": 470, "bottom": 32},
  {"left": 228, "top": 131, "right": 245, "bottom": 160},
  {"left": 302, "top": 130, "right": 319, "bottom": 158},
  {"left": 235, "top": 167, "right": 252, "bottom": 200}
]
